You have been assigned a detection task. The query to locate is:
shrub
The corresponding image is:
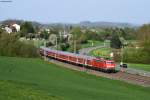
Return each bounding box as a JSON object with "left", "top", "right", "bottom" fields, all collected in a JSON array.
[
  {"left": 0, "top": 33, "right": 38, "bottom": 58},
  {"left": 123, "top": 48, "right": 150, "bottom": 64}
]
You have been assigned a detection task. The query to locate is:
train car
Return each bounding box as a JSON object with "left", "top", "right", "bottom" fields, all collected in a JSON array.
[{"left": 40, "top": 47, "right": 116, "bottom": 71}]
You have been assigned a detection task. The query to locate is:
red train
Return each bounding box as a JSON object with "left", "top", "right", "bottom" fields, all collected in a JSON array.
[{"left": 40, "top": 47, "right": 116, "bottom": 71}]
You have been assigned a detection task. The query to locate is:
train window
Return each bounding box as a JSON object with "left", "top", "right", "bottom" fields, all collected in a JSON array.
[
  {"left": 106, "top": 62, "right": 114, "bottom": 64},
  {"left": 96, "top": 60, "right": 102, "bottom": 62}
]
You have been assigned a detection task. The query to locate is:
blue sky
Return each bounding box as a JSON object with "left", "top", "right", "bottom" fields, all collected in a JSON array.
[{"left": 0, "top": 0, "right": 150, "bottom": 24}]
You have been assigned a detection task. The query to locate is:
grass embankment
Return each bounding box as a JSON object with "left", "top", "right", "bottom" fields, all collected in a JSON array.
[
  {"left": 127, "top": 63, "right": 150, "bottom": 72},
  {"left": 0, "top": 80, "right": 60, "bottom": 100},
  {"left": 0, "top": 56, "right": 150, "bottom": 100},
  {"left": 89, "top": 48, "right": 112, "bottom": 58},
  {"left": 122, "top": 47, "right": 150, "bottom": 71}
]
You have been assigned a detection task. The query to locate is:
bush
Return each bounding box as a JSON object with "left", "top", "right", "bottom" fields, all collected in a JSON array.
[
  {"left": 0, "top": 33, "right": 38, "bottom": 58},
  {"left": 112, "top": 49, "right": 121, "bottom": 62},
  {"left": 123, "top": 48, "right": 150, "bottom": 64},
  {"left": 59, "top": 43, "right": 70, "bottom": 51},
  {"left": 112, "top": 47, "right": 150, "bottom": 64}
]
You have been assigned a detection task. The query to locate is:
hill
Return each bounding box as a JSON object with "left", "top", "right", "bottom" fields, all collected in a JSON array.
[
  {"left": 0, "top": 19, "right": 139, "bottom": 28},
  {"left": 0, "top": 56, "right": 150, "bottom": 100},
  {"left": 0, "top": 80, "right": 60, "bottom": 100},
  {"left": 0, "top": 19, "right": 43, "bottom": 28}
]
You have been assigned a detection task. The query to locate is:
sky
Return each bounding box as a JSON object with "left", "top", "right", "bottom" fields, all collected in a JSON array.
[{"left": 0, "top": 0, "right": 150, "bottom": 24}]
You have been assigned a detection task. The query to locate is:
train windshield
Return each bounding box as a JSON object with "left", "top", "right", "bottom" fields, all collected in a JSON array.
[{"left": 106, "top": 61, "right": 114, "bottom": 64}]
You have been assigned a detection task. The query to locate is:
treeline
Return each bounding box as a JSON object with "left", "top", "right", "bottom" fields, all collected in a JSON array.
[
  {"left": 124, "top": 24, "right": 150, "bottom": 64},
  {"left": 57, "top": 26, "right": 136, "bottom": 52},
  {"left": 1, "top": 20, "right": 143, "bottom": 62},
  {"left": 18, "top": 21, "right": 136, "bottom": 41},
  {"left": 0, "top": 30, "right": 38, "bottom": 58}
]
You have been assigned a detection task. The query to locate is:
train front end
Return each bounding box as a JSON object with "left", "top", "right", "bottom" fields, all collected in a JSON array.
[{"left": 105, "top": 60, "right": 116, "bottom": 71}]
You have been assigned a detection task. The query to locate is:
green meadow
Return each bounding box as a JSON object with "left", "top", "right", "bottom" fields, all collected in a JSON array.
[{"left": 0, "top": 56, "right": 150, "bottom": 100}]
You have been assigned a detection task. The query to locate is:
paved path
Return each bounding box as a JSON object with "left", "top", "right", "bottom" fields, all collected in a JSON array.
[
  {"left": 126, "top": 68, "right": 150, "bottom": 77},
  {"left": 79, "top": 46, "right": 106, "bottom": 55}
]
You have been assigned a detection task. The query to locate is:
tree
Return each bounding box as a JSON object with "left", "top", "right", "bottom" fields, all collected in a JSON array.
[
  {"left": 42, "top": 30, "right": 49, "bottom": 40},
  {"left": 0, "top": 32, "right": 37, "bottom": 57},
  {"left": 0, "top": 27, "right": 3, "bottom": 37},
  {"left": 77, "top": 33, "right": 88, "bottom": 44},
  {"left": 48, "top": 34, "right": 57, "bottom": 45},
  {"left": 59, "top": 43, "right": 69, "bottom": 51},
  {"left": 137, "top": 24, "right": 150, "bottom": 55},
  {"left": 138, "top": 24, "right": 150, "bottom": 42},
  {"left": 123, "top": 24, "right": 150, "bottom": 64},
  {"left": 110, "top": 32, "right": 122, "bottom": 49},
  {"left": 20, "top": 22, "right": 35, "bottom": 37},
  {"left": 70, "top": 27, "right": 82, "bottom": 37}
]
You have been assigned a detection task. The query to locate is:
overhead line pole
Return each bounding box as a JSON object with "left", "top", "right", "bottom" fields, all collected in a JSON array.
[
  {"left": 44, "top": 41, "right": 47, "bottom": 61},
  {"left": 74, "top": 34, "right": 76, "bottom": 54}
]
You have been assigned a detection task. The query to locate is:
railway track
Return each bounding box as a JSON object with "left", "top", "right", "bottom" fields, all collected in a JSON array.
[
  {"left": 110, "top": 72, "right": 150, "bottom": 86},
  {"left": 45, "top": 58, "right": 150, "bottom": 87}
]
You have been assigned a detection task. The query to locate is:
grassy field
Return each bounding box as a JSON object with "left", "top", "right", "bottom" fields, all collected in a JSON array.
[
  {"left": 0, "top": 80, "right": 60, "bottom": 100},
  {"left": 127, "top": 63, "right": 150, "bottom": 72},
  {"left": 89, "top": 48, "right": 112, "bottom": 58},
  {"left": 0, "top": 56, "right": 150, "bottom": 100},
  {"left": 81, "top": 40, "right": 105, "bottom": 48}
]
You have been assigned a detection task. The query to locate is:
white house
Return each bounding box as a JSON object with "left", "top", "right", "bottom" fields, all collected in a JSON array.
[
  {"left": 4, "top": 23, "right": 20, "bottom": 33},
  {"left": 12, "top": 24, "right": 20, "bottom": 32},
  {"left": 4, "top": 27, "right": 12, "bottom": 33}
]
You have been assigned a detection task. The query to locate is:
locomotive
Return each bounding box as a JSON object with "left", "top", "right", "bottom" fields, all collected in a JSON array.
[{"left": 40, "top": 47, "right": 116, "bottom": 71}]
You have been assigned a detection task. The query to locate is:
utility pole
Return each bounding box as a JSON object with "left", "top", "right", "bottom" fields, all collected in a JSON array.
[
  {"left": 74, "top": 34, "right": 76, "bottom": 54},
  {"left": 44, "top": 41, "right": 47, "bottom": 61},
  {"left": 56, "top": 36, "right": 58, "bottom": 50},
  {"left": 55, "top": 36, "right": 58, "bottom": 59},
  {"left": 120, "top": 45, "right": 124, "bottom": 66}
]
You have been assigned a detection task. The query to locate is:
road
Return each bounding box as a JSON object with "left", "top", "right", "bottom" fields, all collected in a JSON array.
[
  {"left": 125, "top": 68, "right": 150, "bottom": 77},
  {"left": 79, "top": 45, "right": 106, "bottom": 55}
]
